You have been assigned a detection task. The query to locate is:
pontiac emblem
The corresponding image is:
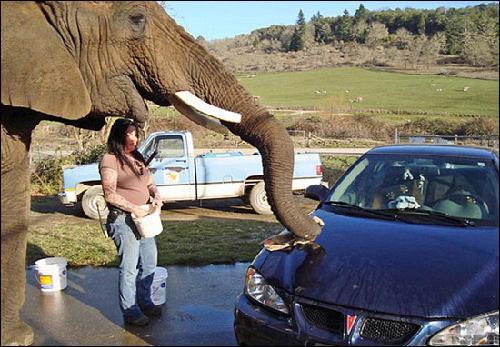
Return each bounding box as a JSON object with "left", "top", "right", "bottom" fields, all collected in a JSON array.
[{"left": 346, "top": 315, "right": 357, "bottom": 335}]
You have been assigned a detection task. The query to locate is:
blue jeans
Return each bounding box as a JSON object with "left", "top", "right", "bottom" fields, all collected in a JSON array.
[{"left": 108, "top": 214, "right": 157, "bottom": 319}]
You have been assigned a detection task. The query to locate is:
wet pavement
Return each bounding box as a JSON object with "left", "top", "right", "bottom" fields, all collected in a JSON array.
[{"left": 21, "top": 263, "right": 250, "bottom": 346}]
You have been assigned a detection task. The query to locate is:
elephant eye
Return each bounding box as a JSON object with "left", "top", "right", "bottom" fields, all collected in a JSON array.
[{"left": 129, "top": 13, "right": 145, "bottom": 26}]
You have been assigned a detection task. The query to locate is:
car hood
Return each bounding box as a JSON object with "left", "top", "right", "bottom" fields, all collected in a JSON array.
[{"left": 257, "top": 208, "right": 499, "bottom": 319}]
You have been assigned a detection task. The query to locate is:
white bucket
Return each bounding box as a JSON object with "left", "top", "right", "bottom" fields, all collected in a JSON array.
[
  {"left": 151, "top": 267, "right": 168, "bottom": 305},
  {"left": 132, "top": 205, "right": 163, "bottom": 238},
  {"left": 34, "top": 257, "right": 67, "bottom": 292}
]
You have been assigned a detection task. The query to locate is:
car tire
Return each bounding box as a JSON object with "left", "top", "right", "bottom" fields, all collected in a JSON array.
[
  {"left": 249, "top": 181, "right": 273, "bottom": 215},
  {"left": 82, "top": 185, "right": 109, "bottom": 220}
]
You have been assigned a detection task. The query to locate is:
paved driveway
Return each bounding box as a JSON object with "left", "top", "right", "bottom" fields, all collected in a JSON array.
[{"left": 22, "top": 263, "right": 250, "bottom": 346}]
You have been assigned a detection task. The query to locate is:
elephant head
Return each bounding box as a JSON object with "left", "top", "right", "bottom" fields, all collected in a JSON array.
[{"left": 1, "top": 2, "right": 321, "bottom": 344}]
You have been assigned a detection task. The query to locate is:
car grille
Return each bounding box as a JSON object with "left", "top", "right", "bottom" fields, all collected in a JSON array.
[
  {"left": 301, "top": 304, "right": 344, "bottom": 334},
  {"left": 360, "top": 317, "right": 420, "bottom": 344}
]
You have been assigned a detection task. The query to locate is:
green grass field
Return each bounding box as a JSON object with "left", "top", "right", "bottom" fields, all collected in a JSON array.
[
  {"left": 238, "top": 67, "right": 499, "bottom": 117},
  {"left": 27, "top": 219, "right": 282, "bottom": 267}
]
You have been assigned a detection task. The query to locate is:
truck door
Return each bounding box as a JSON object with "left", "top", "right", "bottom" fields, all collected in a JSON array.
[{"left": 144, "top": 134, "right": 196, "bottom": 201}]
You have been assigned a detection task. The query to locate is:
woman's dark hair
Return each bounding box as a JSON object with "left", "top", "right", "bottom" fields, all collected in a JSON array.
[{"left": 107, "top": 118, "right": 146, "bottom": 177}]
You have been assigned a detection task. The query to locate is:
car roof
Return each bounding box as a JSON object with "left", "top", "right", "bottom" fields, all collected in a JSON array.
[{"left": 367, "top": 144, "right": 498, "bottom": 160}]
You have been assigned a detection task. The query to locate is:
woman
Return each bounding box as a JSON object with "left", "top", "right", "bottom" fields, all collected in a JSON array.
[{"left": 99, "top": 118, "right": 163, "bottom": 326}]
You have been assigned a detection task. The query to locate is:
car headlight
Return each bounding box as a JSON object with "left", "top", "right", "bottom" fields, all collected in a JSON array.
[
  {"left": 244, "top": 267, "right": 289, "bottom": 315},
  {"left": 428, "top": 311, "right": 499, "bottom": 346}
]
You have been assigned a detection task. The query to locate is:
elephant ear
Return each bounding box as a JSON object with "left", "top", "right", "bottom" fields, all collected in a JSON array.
[{"left": 1, "top": 2, "right": 91, "bottom": 119}]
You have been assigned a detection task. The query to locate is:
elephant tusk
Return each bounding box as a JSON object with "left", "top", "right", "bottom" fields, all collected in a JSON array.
[
  {"left": 169, "top": 93, "right": 229, "bottom": 135},
  {"left": 174, "top": 91, "right": 242, "bottom": 124}
]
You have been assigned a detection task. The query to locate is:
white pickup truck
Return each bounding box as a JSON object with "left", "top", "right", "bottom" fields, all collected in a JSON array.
[{"left": 58, "top": 131, "right": 323, "bottom": 219}]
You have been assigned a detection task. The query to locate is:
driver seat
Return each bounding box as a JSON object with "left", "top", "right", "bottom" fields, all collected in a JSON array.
[
  {"left": 432, "top": 174, "right": 483, "bottom": 219},
  {"left": 432, "top": 189, "right": 484, "bottom": 219}
]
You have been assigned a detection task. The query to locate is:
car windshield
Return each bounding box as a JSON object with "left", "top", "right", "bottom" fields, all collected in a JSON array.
[{"left": 327, "top": 153, "right": 499, "bottom": 227}]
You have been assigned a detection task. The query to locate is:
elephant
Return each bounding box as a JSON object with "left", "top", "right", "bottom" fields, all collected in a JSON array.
[{"left": 1, "top": 2, "right": 322, "bottom": 344}]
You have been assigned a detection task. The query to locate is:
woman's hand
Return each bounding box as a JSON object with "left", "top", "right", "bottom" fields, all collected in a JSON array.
[{"left": 152, "top": 196, "right": 163, "bottom": 209}]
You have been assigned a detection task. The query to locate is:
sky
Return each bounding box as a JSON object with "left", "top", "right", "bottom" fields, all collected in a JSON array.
[{"left": 164, "top": 1, "right": 495, "bottom": 40}]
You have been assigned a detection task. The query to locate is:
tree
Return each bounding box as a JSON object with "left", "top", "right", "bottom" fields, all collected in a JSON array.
[
  {"left": 418, "top": 13, "right": 426, "bottom": 35},
  {"left": 462, "top": 14, "right": 499, "bottom": 66},
  {"left": 311, "top": 11, "right": 332, "bottom": 44},
  {"left": 310, "top": 11, "right": 323, "bottom": 23},
  {"left": 422, "top": 32, "right": 445, "bottom": 68},
  {"left": 365, "top": 22, "right": 389, "bottom": 46},
  {"left": 289, "top": 9, "right": 306, "bottom": 51},
  {"left": 251, "top": 25, "right": 292, "bottom": 52},
  {"left": 315, "top": 22, "right": 332, "bottom": 44},
  {"left": 426, "top": 10, "right": 446, "bottom": 36},
  {"left": 405, "top": 33, "right": 445, "bottom": 70},
  {"left": 333, "top": 9, "right": 354, "bottom": 42},
  {"left": 445, "top": 9, "right": 465, "bottom": 54},
  {"left": 354, "top": 4, "right": 369, "bottom": 23},
  {"left": 296, "top": 9, "right": 306, "bottom": 27},
  {"left": 352, "top": 21, "right": 369, "bottom": 43},
  {"left": 393, "top": 27, "right": 413, "bottom": 49}
]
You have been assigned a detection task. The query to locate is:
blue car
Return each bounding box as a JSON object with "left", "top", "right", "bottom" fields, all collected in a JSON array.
[{"left": 234, "top": 145, "right": 499, "bottom": 346}]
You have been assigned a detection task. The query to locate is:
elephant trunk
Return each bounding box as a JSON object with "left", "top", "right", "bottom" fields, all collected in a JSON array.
[{"left": 239, "top": 114, "right": 322, "bottom": 239}]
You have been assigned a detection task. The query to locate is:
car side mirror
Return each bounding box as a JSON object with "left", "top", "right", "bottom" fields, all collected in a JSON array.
[{"left": 305, "top": 184, "right": 329, "bottom": 202}]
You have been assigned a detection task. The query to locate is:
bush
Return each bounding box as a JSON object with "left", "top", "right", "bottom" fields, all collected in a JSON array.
[
  {"left": 288, "top": 115, "right": 322, "bottom": 134},
  {"left": 457, "top": 117, "right": 498, "bottom": 136},
  {"left": 31, "top": 155, "right": 76, "bottom": 195},
  {"left": 398, "top": 117, "right": 458, "bottom": 135},
  {"left": 31, "top": 144, "right": 107, "bottom": 195},
  {"left": 73, "top": 144, "right": 107, "bottom": 165},
  {"left": 397, "top": 116, "right": 499, "bottom": 137}
]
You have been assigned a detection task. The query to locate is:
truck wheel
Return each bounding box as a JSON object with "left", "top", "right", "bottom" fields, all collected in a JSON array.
[
  {"left": 249, "top": 181, "right": 273, "bottom": 215},
  {"left": 82, "top": 186, "right": 109, "bottom": 220}
]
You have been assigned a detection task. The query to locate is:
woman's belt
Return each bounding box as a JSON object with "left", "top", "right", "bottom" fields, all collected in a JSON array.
[{"left": 107, "top": 205, "right": 130, "bottom": 215}]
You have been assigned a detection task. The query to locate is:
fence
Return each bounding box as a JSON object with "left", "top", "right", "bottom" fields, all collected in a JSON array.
[
  {"left": 287, "top": 130, "right": 306, "bottom": 138},
  {"left": 394, "top": 129, "right": 498, "bottom": 148}
]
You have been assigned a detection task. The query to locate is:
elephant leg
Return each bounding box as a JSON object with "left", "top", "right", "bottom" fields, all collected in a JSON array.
[
  {"left": 1, "top": 232, "right": 33, "bottom": 346},
  {"left": 1, "top": 110, "right": 39, "bottom": 346},
  {"left": 1, "top": 163, "right": 33, "bottom": 346}
]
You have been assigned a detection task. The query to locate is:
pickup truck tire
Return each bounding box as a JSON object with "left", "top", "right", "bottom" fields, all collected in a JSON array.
[
  {"left": 82, "top": 186, "right": 109, "bottom": 220},
  {"left": 248, "top": 181, "right": 273, "bottom": 215}
]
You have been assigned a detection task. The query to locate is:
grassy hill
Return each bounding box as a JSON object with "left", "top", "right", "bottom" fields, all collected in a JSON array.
[{"left": 238, "top": 67, "right": 499, "bottom": 117}]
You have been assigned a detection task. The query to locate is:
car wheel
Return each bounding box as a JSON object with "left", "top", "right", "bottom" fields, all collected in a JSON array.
[
  {"left": 82, "top": 185, "right": 109, "bottom": 220},
  {"left": 249, "top": 181, "right": 273, "bottom": 215}
]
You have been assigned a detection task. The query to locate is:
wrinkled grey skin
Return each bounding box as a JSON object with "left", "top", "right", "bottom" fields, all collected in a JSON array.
[{"left": 1, "top": 2, "right": 321, "bottom": 344}]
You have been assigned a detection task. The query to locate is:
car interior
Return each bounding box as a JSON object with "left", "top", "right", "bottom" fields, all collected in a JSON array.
[{"left": 336, "top": 156, "right": 499, "bottom": 223}]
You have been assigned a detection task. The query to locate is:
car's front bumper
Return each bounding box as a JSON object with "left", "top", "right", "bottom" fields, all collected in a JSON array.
[
  {"left": 234, "top": 294, "right": 302, "bottom": 346},
  {"left": 234, "top": 292, "right": 461, "bottom": 346},
  {"left": 235, "top": 294, "right": 350, "bottom": 346},
  {"left": 58, "top": 190, "right": 77, "bottom": 205}
]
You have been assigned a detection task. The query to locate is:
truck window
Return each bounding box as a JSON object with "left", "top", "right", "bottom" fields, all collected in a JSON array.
[{"left": 157, "top": 135, "right": 185, "bottom": 158}]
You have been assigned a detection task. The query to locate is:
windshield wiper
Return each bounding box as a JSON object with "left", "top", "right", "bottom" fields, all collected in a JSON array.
[
  {"left": 323, "top": 201, "right": 397, "bottom": 219},
  {"left": 374, "top": 208, "right": 476, "bottom": 227}
]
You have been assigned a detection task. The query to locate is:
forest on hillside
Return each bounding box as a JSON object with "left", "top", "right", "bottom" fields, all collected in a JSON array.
[{"left": 198, "top": 3, "right": 499, "bottom": 74}]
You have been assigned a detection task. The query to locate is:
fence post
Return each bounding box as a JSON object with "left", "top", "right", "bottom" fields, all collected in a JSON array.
[
  {"left": 454, "top": 135, "right": 458, "bottom": 144},
  {"left": 394, "top": 128, "right": 398, "bottom": 144}
]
